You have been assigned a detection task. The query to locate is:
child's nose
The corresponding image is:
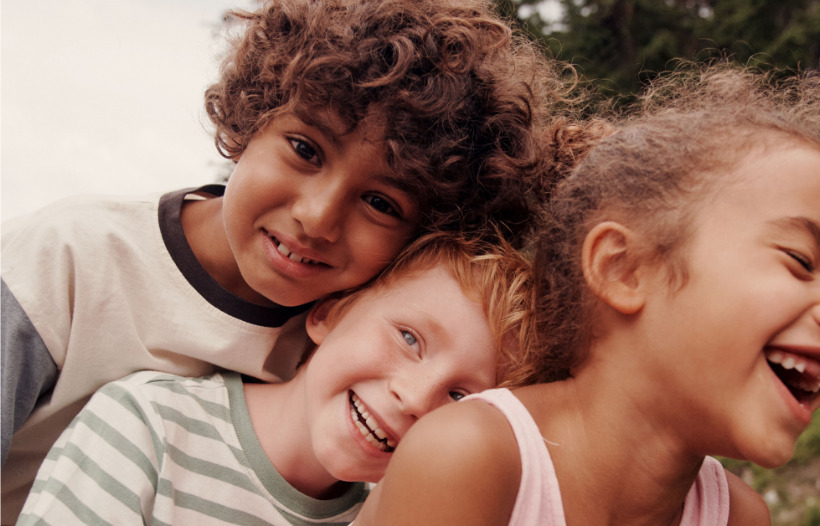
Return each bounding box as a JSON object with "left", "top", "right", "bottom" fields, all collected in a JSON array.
[
  {"left": 291, "top": 181, "right": 345, "bottom": 242},
  {"left": 390, "top": 374, "right": 444, "bottom": 421}
]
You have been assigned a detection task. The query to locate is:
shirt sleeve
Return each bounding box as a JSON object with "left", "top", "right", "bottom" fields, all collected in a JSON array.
[
  {"left": 16, "top": 380, "right": 164, "bottom": 525},
  {"left": 1, "top": 278, "right": 58, "bottom": 466}
]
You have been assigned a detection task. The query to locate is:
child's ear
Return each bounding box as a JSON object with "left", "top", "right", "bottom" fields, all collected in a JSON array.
[
  {"left": 305, "top": 298, "right": 340, "bottom": 345},
  {"left": 582, "top": 221, "right": 646, "bottom": 315}
]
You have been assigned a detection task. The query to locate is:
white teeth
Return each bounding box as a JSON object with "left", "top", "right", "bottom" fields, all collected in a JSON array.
[
  {"left": 783, "top": 357, "right": 796, "bottom": 370},
  {"left": 352, "top": 409, "right": 366, "bottom": 432},
  {"left": 350, "top": 393, "right": 395, "bottom": 452},
  {"left": 274, "top": 239, "right": 315, "bottom": 264},
  {"left": 365, "top": 416, "right": 379, "bottom": 433},
  {"left": 767, "top": 351, "right": 807, "bottom": 373},
  {"left": 766, "top": 350, "right": 820, "bottom": 394},
  {"left": 352, "top": 409, "right": 384, "bottom": 449},
  {"left": 365, "top": 433, "right": 382, "bottom": 448}
]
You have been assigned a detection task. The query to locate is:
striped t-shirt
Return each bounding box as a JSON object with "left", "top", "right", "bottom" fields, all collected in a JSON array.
[{"left": 17, "top": 371, "right": 367, "bottom": 525}]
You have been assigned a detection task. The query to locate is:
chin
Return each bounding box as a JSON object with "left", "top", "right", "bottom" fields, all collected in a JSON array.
[
  {"left": 754, "top": 448, "right": 797, "bottom": 470},
  {"left": 739, "top": 434, "right": 798, "bottom": 469}
]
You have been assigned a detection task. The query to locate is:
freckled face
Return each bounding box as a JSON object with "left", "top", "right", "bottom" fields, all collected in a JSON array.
[
  {"left": 640, "top": 143, "right": 820, "bottom": 467},
  {"left": 301, "top": 264, "right": 499, "bottom": 483},
  {"left": 221, "top": 112, "right": 418, "bottom": 306}
]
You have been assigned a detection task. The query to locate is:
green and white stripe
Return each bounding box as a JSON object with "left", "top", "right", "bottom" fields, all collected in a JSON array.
[{"left": 18, "top": 371, "right": 366, "bottom": 526}]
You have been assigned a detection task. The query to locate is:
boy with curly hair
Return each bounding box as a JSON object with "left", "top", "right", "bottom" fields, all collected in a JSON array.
[{"left": 1, "top": 0, "right": 568, "bottom": 521}]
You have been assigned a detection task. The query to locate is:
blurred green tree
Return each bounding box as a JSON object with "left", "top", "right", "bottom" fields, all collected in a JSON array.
[{"left": 500, "top": 0, "right": 820, "bottom": 99}]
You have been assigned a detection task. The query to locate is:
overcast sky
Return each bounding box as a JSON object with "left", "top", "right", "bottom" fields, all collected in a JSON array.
[{"left": 2, "top": 0, "right": 256, "bottom": 222}]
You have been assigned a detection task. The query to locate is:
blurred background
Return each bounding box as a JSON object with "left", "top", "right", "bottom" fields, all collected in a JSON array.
[
  {"left": 1, "top": 0, "right": 254, "bottom": 222},
  {"left": 2, "top": 1, "right": 819, "bottom": 523},
  {"left": 503, "top": 0, "right": 819, "bottom": 100}
]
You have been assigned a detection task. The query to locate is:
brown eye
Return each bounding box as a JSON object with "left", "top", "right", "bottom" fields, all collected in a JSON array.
[
  {"left": 288, "top": 138, "right": 319, "bottom": 164},
  {"left": 363, "top": 194, "right": 400, "bottom": 218}
]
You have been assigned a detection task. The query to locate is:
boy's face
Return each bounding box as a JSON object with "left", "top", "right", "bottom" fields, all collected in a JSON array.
[
  {"left": 302, "top": 263, "right": 498, "bottom": 483},
  {"left": 637, "top": 143, "right": 820, "bottom": 468},
  {"left": 222, "top": 111, "right": 418, "bottom": 306}
]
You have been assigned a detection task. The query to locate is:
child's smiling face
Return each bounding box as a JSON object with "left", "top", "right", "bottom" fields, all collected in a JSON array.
[
  {"left": 300, "top": 262, "right": 498, "bottom": 483},
  {"left": 221, "top": 111, "right": 418, "bottom": 307},
  {"left": 639, "top": 141, "right": 820, "bottom": 468}
]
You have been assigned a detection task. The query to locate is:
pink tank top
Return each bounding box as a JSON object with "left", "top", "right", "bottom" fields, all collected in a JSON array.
[{"left": 465, "top": 388, "right": 730, "bottom": 526}]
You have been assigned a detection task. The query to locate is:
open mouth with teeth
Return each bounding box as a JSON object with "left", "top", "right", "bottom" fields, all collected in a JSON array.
[
  {"left": 766, "top": 350, "right": 820, "bottom": 408},
  {"left": 269, "top": 236, "right": 327, "bottom": 266},
  {"left": 349, "top": 392, "right": 397, "bottom": 453}
]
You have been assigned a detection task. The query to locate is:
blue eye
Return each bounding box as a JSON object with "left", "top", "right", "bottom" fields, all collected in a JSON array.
[
  {"left": 401, "top": 330, "right": 417, "bottom": 346},
  {"left": 449, "top": 391, "right": 466, "bottom": 402}
]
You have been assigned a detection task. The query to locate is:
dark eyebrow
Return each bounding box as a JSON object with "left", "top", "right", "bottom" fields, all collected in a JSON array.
[
  {"left": 376, "top": 173, "right": 413, "bottom": 193},
  {"left": 296, "top": 113, "right": 343, "bottom": 147},
  {"left": 773, "top": 216, "right": 820, "bottom": 249}
]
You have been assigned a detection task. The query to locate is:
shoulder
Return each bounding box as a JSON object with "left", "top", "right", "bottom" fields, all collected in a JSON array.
[
  {"left": 421, "top": 393, "right": 515, "bottom": 432},
  {"left": 95, "top": 372, "right": 231, "bottom": 412},
  {"left": 356, "top": 399, "right": 521, "bottom": 526},
  {"left": 724, "top": 468, "right": 771, "bottom": 526},
  {"left": 399, "top": 397, "right": 520, "bottom": 472},
  {"left": 109, "top": 371, "right": 231, "bottom": 398},
  {"left": 82, "top": 372, "right": 235, "bottom": 447},
  {"left": 2, "top": 192, "right": 160, "bottom": 255},
  {"left": 6, "top": 192, "right": 158, "bottom": 229}
]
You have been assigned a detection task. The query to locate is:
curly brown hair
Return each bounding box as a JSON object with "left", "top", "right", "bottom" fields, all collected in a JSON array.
[
  {"left": 204, "top": 0, "right": 575, "bottom": 247},
  {"left": 533, "top": 60, "right": 820, "bottom": 382}
]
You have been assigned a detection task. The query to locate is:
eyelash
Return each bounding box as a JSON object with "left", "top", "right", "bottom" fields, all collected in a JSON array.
[
  {"left": 363, "top": 194, "right": 401, "bottom": 218},
  {"left": 288, "top": 137, "right": 319, "bottom": 165},
  {"left": 787, "top": 250, "right": 815, "bottom": 273}
]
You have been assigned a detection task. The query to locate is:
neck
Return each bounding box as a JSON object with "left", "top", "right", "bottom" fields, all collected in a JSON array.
[
  {"left": 243, "top": 377, "right": 348, "bottom": 499},
  {"left": 517, "top": 369, "right": 705, "bottom": 525}
]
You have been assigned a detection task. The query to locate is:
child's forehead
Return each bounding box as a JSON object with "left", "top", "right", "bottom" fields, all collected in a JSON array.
[
  {"left": 720, "top": 134, "right": 818, "bottom": 182},
  {"left": 375, "top": 262, "right": 487, "bottom": 312},
  {"left": 373, "top": 261, "right": 464, "bottom": 295},
  {"left": 694, "top": 142, "right": 820, "bottom": 229},
  {"left": 674, "top": 132, "right": 817, "bottom": 204},
  {"left": 373, "top": 264, "right": 448, "bottom": 292}
]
